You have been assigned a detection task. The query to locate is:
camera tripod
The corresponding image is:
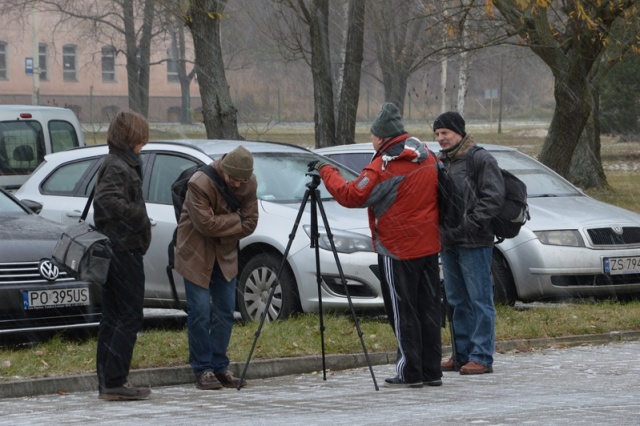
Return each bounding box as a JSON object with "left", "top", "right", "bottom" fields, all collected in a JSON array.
[{"left": 238, "top": 170, "right": 379, "bottom": 391}]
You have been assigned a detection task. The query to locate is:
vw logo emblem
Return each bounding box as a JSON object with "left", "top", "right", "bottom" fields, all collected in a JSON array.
[
  {"left": 39, "top": 259, "right": 60, "bottom": 281},
  {"left": 612, "top": 226, "right": 624, "bottom": 235}
]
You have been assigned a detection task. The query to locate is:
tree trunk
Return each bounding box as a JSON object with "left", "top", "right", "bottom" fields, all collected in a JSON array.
[
  {"left": 137, "top": 0, "right": 155, "bottom": 118},
  {"left": 188, "top": 0, "right": 241, "bottom": 140},
  {"left": 570, "top": 90, "right": 608, "bottom": 189},
  {"left": 308, "top": 0, "right": 335, "bottom": 148},
  {"left": 123, "top": 0, "right": 141, "bottom": 114},
  {"left": 170, "top": 18, "right": 193, "bottom": 125},
  {"left": 538, "top": 73, "right": 593, "bottom": 180},
  {"left": 335, "top": 0, "right": 364, "bottom": 146},
  {"left": 456, "top": 50, "right": 469, "bottom": 115}
]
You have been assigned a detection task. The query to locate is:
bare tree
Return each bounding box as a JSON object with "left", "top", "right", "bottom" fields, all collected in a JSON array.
[
  {"left": 335, "top": 0, "right": 365, "bottom": 146},
  {"left": 161, "top": 2, "right": 197, "bottom": 124},
  {"left": 20, "top": 0, "right": 161, "bottom": 117},
  {"left": 184, "top": 0, "right": 241, "bottom": 139},
  {"left": 367, "top": 1, "right": 439, "bottom": 115},
  {"left": 491, "top": 0, "right": 640, "bottom": 188},
  {"left": 263, "top": 0, "right": 365, "bottom": 148}
]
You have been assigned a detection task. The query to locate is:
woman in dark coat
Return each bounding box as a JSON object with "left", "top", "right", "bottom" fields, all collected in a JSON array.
[{"left": 94, "top": 111, "right": 152, "bottom": 400}]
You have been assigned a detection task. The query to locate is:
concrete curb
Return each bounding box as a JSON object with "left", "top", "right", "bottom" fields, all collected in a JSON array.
[{"left": 2, "top": 330, "right": 640, "bottom": 399}]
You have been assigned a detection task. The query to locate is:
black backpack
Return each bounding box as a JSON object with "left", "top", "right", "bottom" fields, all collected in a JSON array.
[
  {"left": 467, "top": 146, "right": 530, "bottom": 243},
  {"left": 430, "top": 150, "right": 465, "bottom": 229}
]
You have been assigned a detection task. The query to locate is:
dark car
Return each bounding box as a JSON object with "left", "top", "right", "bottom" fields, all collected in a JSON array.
[{"left": 0, "top": 188, "right": 101, "bottom": 334}]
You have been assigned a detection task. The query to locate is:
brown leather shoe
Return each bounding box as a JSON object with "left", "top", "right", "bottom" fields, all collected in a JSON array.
[
  {"left": 441, "top": 358, "right": 458, "bottom": 372},
  {"left": 196, "top": 371, "right": 223, "bottom": 390},
  {"left": 215, "top": 371, "right": 248, "bottom": 388},
  {"left": 459, "top": 361, "right": 493, "bottom": 375}
]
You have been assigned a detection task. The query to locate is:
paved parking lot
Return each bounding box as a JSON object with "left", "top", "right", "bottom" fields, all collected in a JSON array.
[{"left": 2, "top": 338, "right": 640, "bottom": 425}]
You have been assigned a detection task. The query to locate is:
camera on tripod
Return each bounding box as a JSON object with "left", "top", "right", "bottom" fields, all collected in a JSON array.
[{"left": 238, "top": 157, "right": 379, "bottom": 391}]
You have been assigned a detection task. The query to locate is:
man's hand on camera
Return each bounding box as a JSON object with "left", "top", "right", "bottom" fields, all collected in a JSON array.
[{"left": 307, "top": 160, "right": 329, "bottom": 172}]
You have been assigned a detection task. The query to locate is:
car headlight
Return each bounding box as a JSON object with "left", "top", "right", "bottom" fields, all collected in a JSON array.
[
  {"left": 303, "top": 225, "right": 374, "bottom": 253},
  {"left": 534, "top": 230, "right": 585, "bottom": 247}
]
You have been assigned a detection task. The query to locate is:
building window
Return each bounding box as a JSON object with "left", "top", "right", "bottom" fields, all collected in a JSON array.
[
  {"left": 101, "top": 45, "right": 116, "bottom": 82},
  {"left": 167, "top": 49, "right": 178, "bottom": 82},
  {"left": 0, "top": 42, "right": 6, "bottom": 80},
  {"left": 63, "top": 44, "right": 77, "bottom": 81},
  {"left": 39, "top": 43, "right": 48, "bottom": 80}
]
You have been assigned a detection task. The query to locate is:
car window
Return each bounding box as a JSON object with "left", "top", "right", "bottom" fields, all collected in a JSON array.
[
  {"left": 0, "top": 190, "right": 28, "bottom": 215},
  {"left": 493, "top": 151, "right": 581, "bottom": 197},
  {"left": 148, "top": 153, "right": 200, "bottom": 204},
  {"left": 0, "top": 120, "right": 45, "bottom": 176},
  {"left": 49, "top": 120, "right": 81, "bottom": 153},
  {"left": 322, "top": 152, "right": 373, "bottom": 173},
  {"left": 41, "top": 158, "right": 96, "bottom": 195},
  {"left": 253, "top": 152, "right": 356, "bottom": 202}
]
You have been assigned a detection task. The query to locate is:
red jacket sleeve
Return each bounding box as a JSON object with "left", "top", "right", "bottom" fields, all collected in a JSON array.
[{"left": 319, "top": 165, "right": 381, "bottom": 208}]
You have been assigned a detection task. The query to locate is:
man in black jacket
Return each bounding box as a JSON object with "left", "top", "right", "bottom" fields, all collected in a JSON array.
[{"left": 435, "top": 112, "right": 505, "bottom": 375}]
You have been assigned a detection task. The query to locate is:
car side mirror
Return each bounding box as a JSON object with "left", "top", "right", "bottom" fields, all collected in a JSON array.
[{"left": 21, "top": 199, "right": 43, "bottom": 215}]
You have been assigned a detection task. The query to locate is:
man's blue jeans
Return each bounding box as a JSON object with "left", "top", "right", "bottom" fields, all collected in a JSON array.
[
  {"left": 185, "top": 264, "right": 236, "bottom": 378},
  {"left": 441, "top": 246, "right": 495, "bottom": 368}
]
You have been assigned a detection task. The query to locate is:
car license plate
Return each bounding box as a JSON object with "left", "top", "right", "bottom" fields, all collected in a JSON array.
[
  {"left": 23, "top": 288, "right": 90, "bottom": 310},
  {"left": 603, "top": 256, "right": 640, "bottom": 275}
]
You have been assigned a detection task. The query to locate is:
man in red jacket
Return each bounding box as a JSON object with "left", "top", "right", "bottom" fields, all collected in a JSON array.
[{"left": 311, "top": 102, "right": 442, "bottom": 388}]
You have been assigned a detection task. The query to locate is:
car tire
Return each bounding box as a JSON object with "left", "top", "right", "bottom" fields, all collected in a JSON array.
[
  {"left": 492, "top": 252, "right": 517, "bottom": 306},
  {"left": 237, "top": 253, "right": 301, "bottom": 322}
]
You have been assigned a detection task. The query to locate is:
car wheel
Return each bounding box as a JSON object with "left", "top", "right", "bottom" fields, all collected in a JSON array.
[
  {"left": 237, "top": 253, "right": 301, "bottom": 322},
  {"left": 492, "top": 252, "right": 517, "bottom": 306}
]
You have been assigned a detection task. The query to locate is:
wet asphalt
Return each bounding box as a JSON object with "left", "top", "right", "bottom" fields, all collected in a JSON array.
[{"left": 1, "top": 330, "right": 640, "bottom": 425}]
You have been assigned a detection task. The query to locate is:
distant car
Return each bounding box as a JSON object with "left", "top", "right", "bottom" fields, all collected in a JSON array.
[
  {"left": 0, "top": 105, "right": 85, "bottom": 191},
  {"left": 15, "top": 140, "right": 383, "bottom": 322},
  {"left": 315, "top": 142, "right": 640, "bottom": 305},
  {"left": 0, "top": 188, "right": 101, "bottom": 334}
]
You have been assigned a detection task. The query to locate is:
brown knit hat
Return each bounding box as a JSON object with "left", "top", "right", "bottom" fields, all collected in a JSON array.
[{"left": 220, "top": 145, "right": 254, "bottom": 180}]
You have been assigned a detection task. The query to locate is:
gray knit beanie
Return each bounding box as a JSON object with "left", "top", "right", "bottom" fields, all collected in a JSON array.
[
  {"left": 220, "top": 145, "right": 253, "bottom": 180},
  {"left": 370, "top": 102, "right": 405, "bottom": 138},
  {"left": 433, "top": 111, "right": 466, "bottom": 137}
]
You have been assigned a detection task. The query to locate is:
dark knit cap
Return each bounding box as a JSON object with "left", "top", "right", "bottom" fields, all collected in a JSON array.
[
  {"left": 370, "top": 102, "right": 405, "bottom": 138},
  {"left": 433, "top": 111, "right": 466, "bottom": 137},
  {"left": 220, "top": 145, "right": 254, "bottom": 180}
]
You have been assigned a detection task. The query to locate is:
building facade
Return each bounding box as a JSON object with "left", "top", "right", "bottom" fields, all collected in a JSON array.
[{"left": 0, "top": 9, "right": 201, "bottom": 124}]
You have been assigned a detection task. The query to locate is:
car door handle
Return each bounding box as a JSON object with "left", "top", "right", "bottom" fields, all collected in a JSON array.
[
  {"left": 66, "top": 210, "right": 82, "bottom": 218},
  {"left": 149, "top": 218, "right": 157, "bottom": 226}
]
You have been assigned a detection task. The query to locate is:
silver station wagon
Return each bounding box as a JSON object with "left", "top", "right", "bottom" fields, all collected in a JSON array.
[{"left": 315, "top": 142, "right": 640, "bottom": 305}]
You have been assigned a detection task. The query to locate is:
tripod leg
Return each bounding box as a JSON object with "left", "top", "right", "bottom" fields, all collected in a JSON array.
[
  {"left": 314, "top": 194, "right": 379, "bottom": 391},
  {"left": 309, "top": 191, "right": 327, "bottom": 380},
  {"left": 238, "top": 188, "right": 313, "bottom": 390}
]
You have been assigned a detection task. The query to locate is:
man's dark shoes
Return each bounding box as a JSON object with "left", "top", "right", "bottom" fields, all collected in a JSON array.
[
  {"left": 99, "top": 382, "right": 151, "bottom": 401},
  {"left": 441, "top": 358, "right": 460, "bottom": 372},
  {"left": 196, "top": 371, "right": 223, "bottom": 390},
  {"left": 384, "top": 376, "right": 423, "bottom": 388},
  {"left": 423, "top": 378, "right": 443, "bottom": 387},
  {"left": 459, "top": 361, "right": 493, "bottom": 375},
  {"left": 215, "top": 371, "right": 248, "bottom": 388}
]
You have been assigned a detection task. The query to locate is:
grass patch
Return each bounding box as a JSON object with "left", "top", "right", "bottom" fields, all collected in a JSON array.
[
  {"left": 2, "top": 301, "right": 640, "bottom": 381},
  {"left": 586, "top": 173, "right": 640, "bottom": 214}
]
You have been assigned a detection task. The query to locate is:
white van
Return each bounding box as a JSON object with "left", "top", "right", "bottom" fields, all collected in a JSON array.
[{"left": 0, "top": 105, "right": 85, "bottom": 190}]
